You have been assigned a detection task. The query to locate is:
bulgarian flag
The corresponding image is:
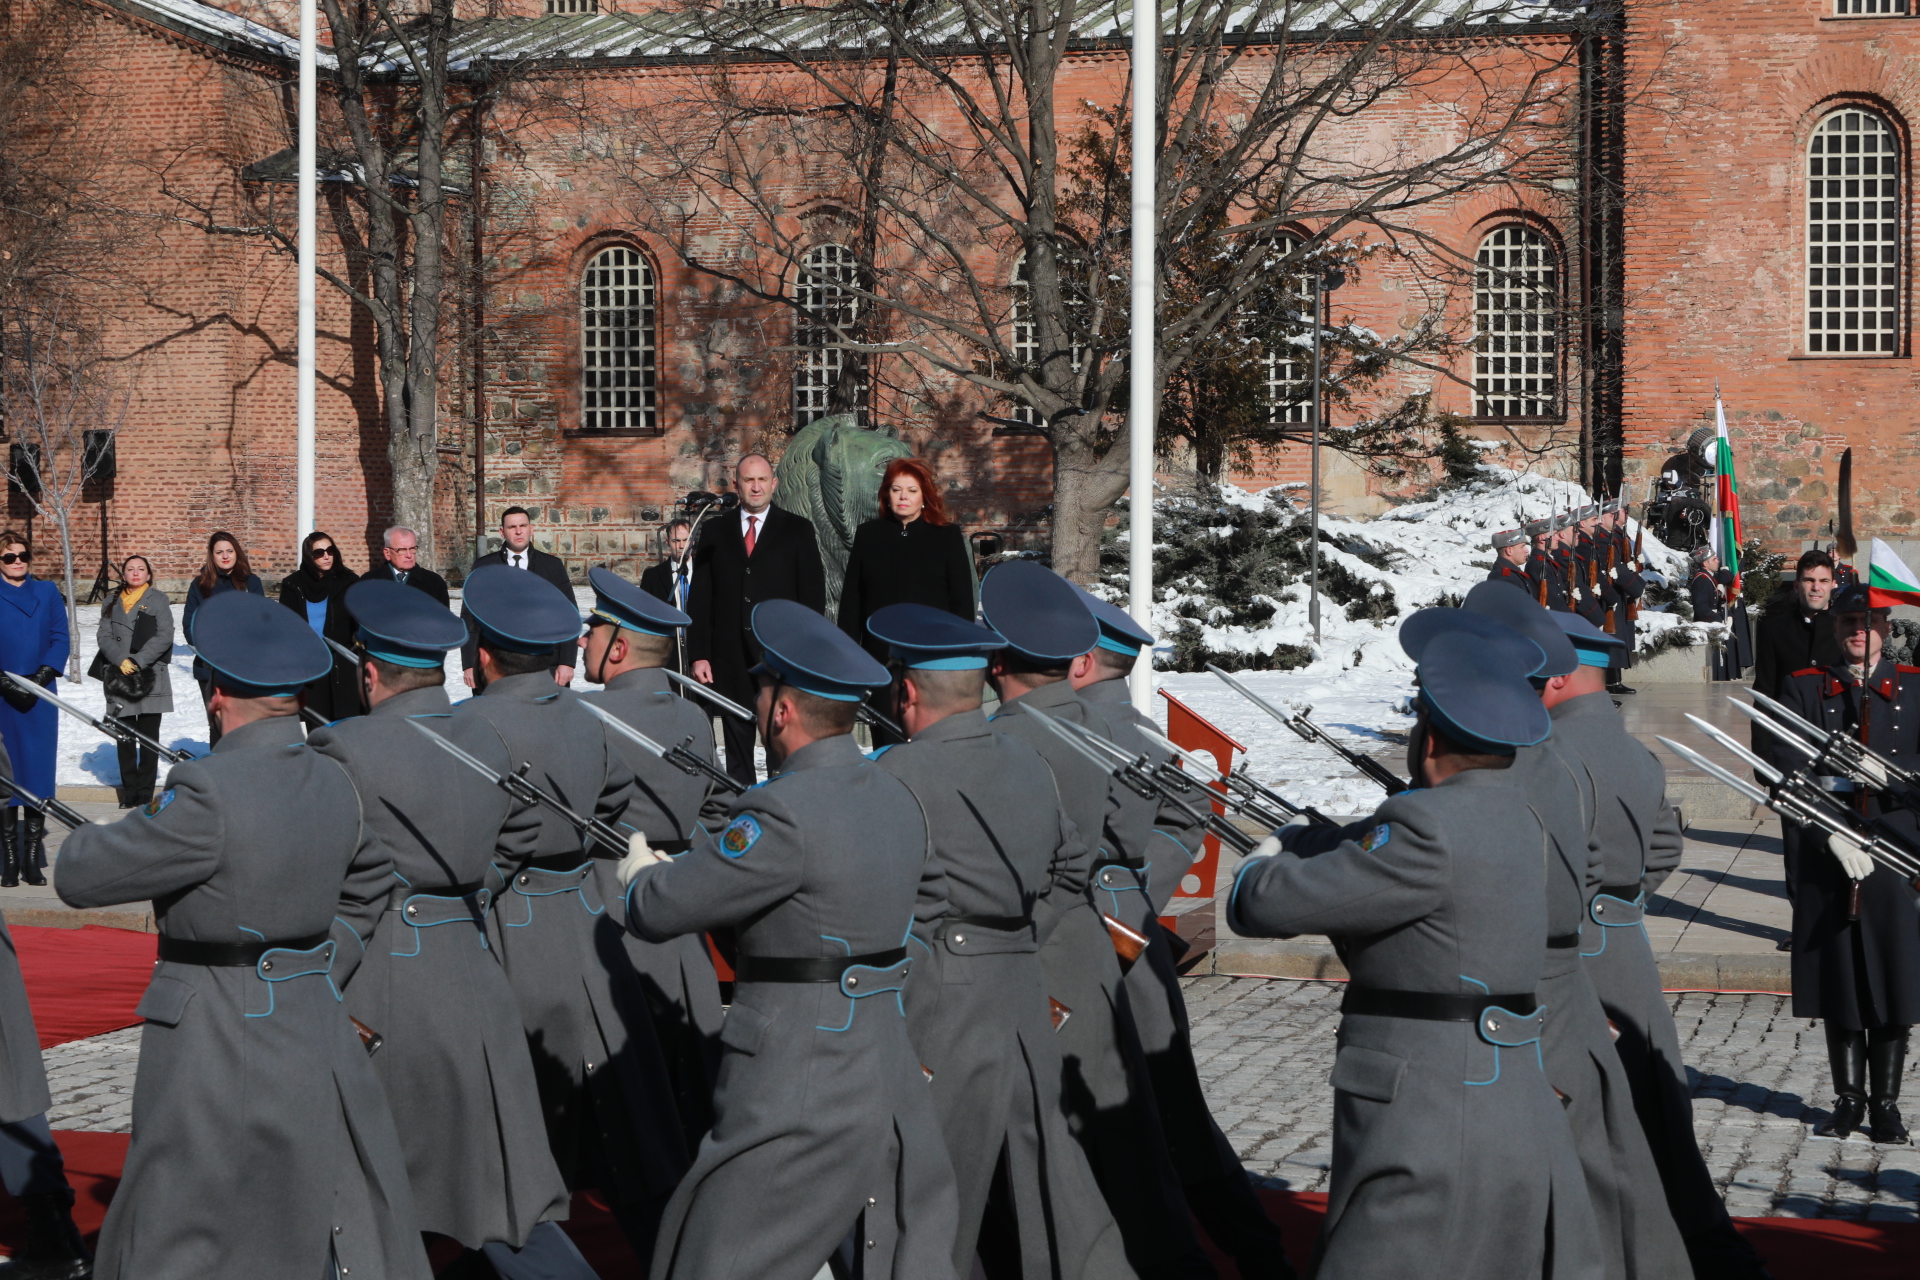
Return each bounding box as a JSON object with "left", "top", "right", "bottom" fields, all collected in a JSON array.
[
  {"left": 1869, "top": 538, "right": 1920, "bottom": 608},
  {"left": 1711, "top": 392, "right": 1743, "bottom": 592}
]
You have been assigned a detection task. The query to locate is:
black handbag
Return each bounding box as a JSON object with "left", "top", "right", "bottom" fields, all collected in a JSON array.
[{"left": 102, "top": 612, "right": 159, "bottom": 703}]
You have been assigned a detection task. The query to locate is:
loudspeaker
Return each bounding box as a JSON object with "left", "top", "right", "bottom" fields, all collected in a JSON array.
[
  {"left": 83, "top": 430, "right": 116, "bottom": 484},
  {"left": 8, "top": 445, "right": 41, "bottom": 500}
]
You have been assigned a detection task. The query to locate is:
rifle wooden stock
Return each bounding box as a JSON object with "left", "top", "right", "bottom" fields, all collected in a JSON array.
[
  {"left": 350, "top": 1016, "right": 383, "bottom": 1055},
  {"left": 1100, "top": 912, "right": 1148, "bottom": 968},
  {"left": 1604, "top": 607, "right": 1617, "bottom": 635},
  {"left": 1048, "top": 997, "right": 1071, "bottom": 1031}
]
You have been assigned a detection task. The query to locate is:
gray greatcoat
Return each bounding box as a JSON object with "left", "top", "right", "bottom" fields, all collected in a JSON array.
[
  {"left": 578, "top": 666, "right": 728, "bottom": 1144},
  {"left": 624, "top": 732, "right": 961, "bottom": 1280},
  {"left": 54, "top": 715, "right": 430, "bottom": 1280},
  {"left": 95, "top": 586, "right": 175, "bottom": 717},
  {"left": 1551, "top": 692, "right": 1767, "bottom": 1280},
  {"left": 987, "top": 679, "right": 1212, "bottom": 1277},
  {"left": 0, "top": 737, "right": 47, "bottom": 1125},
  {"left": 308, "top": 684, "right": 571, "bottom": 1251},
  {"left": 454, "top": 672, "right": 691, "bottom": 1224},
  {"left": 1514, "top": 737, "right": 1690, "bottom": 1280},
  {"left": 875, "top": 708, "right": 1134, "bottom": 1280},
  {"left": 1231, "top": 767, "right": 1604, "bottom": 1280}
]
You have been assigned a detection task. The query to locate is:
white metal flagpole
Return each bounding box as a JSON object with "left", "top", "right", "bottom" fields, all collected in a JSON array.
[
  {"left": 1126, "top": 0, "right": 1155, "bottom": 712},
  {"left": 296, "top": 0, "right": 317, "bottom": 546}
]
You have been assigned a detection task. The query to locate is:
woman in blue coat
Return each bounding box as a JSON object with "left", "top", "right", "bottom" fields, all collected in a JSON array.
[{"left": 0, "top": 529, "right": 68, "bottom": 887}]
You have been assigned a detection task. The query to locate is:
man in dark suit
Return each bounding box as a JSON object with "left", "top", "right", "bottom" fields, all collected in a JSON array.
[
  {"left": 461, "top": 507, "right": 577, "bottom": 688},
  {"left": 640, "top": 521, "right": 693, "bottom": 614},
  {"left": 687, "top": 454, "right": 825, "bottom": 783},
  {"left": 359, "top": 526, "right": 450, "bottom": 606}
]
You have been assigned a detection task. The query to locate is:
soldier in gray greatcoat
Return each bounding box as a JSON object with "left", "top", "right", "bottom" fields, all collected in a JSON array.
[
  {"left": 1457, "top": 585, "right": 1692, "bottom": 1280},
  {"left": 1230, "top": 611, "right": 1602, "bottom": 1280},
  {"left": 1542, "top": 613, "right": 1773, "bottom": 1280},
  {"left": 305, "top": 580, "right": 591, "bottom": 1280},
  {"left": 55, "top": 590, "right": 430, "bottom": 1280},
  {"left": 617, "top": 599, "right": 959, "bottom": 1280},
  {"left": 978, "top": 561, "right": 1214, "bottom": 1280},
  {"left": 1064, "top": 587, "right": 1294, "bottom": 1280},
  {"left": 453, "top": 565, "right": 686, "bottom": 1268},
  {"left": 865, "top": 603, "right": 1134, "bottom": 1279},
  {"left": 577, "top": 565, "right": 727, "bottom": 1144}
]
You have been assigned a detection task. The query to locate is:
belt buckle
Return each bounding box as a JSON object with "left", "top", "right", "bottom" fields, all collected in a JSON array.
[
  {"left": 1477, "top": 1004, "right": 1545, "bottom": 1048},
  {"left": 257, "top": 939, "right": 335, "bottom": 981},
  {"left": 839, "top": 958, "right": 911, "bottom": 999}
]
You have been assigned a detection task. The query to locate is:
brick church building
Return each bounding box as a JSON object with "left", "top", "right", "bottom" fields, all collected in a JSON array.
[{"left": 4, "top": 0, "right": 1912, "bottom": 587}]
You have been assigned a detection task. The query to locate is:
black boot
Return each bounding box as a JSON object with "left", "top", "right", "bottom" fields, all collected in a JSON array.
[
  {"left": 1815, "top": 1025, "right": 1869, "bottom": 1138},
  {"left": 1868, "top": 1028, "right": 1911, "bottom": 1145},
  {"left": 20, "top": 811, "right": 47, "bottom": 887},
  {"left": 0, "top": 808, "right": 18, "bottom": 889},
  {"left": 9, "top": 1191, "right": 91, "bottom": 1278}
]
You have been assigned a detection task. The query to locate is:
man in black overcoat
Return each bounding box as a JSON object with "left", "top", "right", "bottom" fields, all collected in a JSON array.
[
  {"left": 360, "top": 526, "right": 450, "bottom": 607},
  {"left": 1751, "top": 549, "right": 1840, "bottom": 916},
  {"left": 687, "top": 454, "right": 825, "bottom": 783},
  {"left": 461, "top": 507, "right": 577, "bottom": 687},
  {"left": 640, "top": 521, "right": 694, "bottom": 614}
]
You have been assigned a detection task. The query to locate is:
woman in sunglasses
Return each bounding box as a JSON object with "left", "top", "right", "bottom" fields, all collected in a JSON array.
[
  {"left": 182, "top": 531, "right": 265, "bottom": 746},
  {"left": 0, "top": 531, "right": 68, "bottom": 888},
  {"left": 276, "top": 531, "right": 361, "bottom": 722}
]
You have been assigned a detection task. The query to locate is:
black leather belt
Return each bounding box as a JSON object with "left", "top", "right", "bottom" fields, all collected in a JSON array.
[
  {"left": 1597, "top": 883, "right": 1643, "bottom": 901},
  {"left": 949, "top": 915, "right": 1031, "bottom": 933},
  {"left": 1341, "top": 987, "right": 1537, "bottom": 1023},
  {"left": 734, "top": 947, "right": 908, "bottom": 984},
  {"left": 1546, "top": 932, "right": 1582, "bottom": 950},
  {"left": 158, "top": 931, "right": 331, "bottom": 967}
]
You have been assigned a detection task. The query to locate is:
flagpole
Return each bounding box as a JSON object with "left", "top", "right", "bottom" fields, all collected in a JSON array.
[
  {"left": 296, "top": 0, "right": 317, "bottom": 548},
  {"left": 1125, "top": 0, "right": 1156, "bottom": 713}
]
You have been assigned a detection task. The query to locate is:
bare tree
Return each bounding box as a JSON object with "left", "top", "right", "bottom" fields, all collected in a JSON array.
[
  {"left": 580, "top": 0, "right": 1590, "bottom": 579},
  {"left": 0, "top": 293, "right": 135, "bottom": 677}
]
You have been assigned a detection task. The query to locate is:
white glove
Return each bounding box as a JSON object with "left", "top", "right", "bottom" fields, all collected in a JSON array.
[
  {"left": 1248, "top": 834, "right": 1283, "bottom": 861},
  {"left": 616, "top": 831, "right": 669, "bottom": 891},
  {"left": 1856, "top": 754, "right": 1891, "bottom": 789},
  {"left": 1827, "top": 829, "right": 1875, "bottom": 881}
]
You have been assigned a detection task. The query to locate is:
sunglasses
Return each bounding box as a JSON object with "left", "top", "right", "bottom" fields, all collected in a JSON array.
[
  {"left": 311, "top": 546, "right": 336, "bottom": 558},
  {"left": 0, "top": 553, "right": 29, "bottom": 565}
]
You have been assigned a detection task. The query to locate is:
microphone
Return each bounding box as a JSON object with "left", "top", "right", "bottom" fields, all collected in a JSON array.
[{"left": 717, "top": 492, "right": 741, "bottom": 510}]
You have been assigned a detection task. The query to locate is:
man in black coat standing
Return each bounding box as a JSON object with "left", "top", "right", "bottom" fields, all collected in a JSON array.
[
  {"left": 1750, "top": 548, "right": 1841, "bottom": 920},
  {"left": 360, "top": 526, "right": 451, "bottom": 607},
  {"left": 461, "top": 507, "right": 577, "bottom": 688},
  {"left": 640, "top": 521, "right": 693, "bottom": 614},
  {"left": 687, "top": 454, "right": 825, "bottom": 783}
]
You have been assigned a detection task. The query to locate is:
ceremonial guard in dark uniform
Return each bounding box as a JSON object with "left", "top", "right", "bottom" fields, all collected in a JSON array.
[
  {"left": 1544, "top": 613, "right": 1771, "bottom": 1280},
  {"left": 1067, "top": 589, "right": 1295, "bottom": 1280},
  {"left": 1230, "top": 610, "right": 1601, "bottom": 1280},
  {"left": 1688, "top": 548, "right": 1729, "bottom": 624},
  {"left": 979, "top": 562, "right": 1215, "bottom": 1280},
  {"left": 619, "top": 600, "right": 960, "bottom": 1280},
  {"left": 1523, "top": 520, "right": 1565, "bottom": 610},
  {"left": 1489, "top": 528, "right": 1531, "bottom": 591},
  {"left": 1602, "top": 499, "right": 1644, "bottom": 695},
  {"left": 865, "top": 603, "right": 1133, "bottom": 1280},
  {"left": 454, "top": 567, "right": 686, "bottom": 1266},
  {"left": 56, "top": 592, "right": 429, "bottom": 1280},
  {"left": 577, "top": 566, "right": 727, "bottom": 1145},
  {"left": 1570, "top": 506, "right": 1611, "bottom": 630},
  {"left": 306, "top": 581, "right": 590, "bottom": 1280},
  {"left": 1772, "top": 583, "right": 1920, "bottom": 1145}
]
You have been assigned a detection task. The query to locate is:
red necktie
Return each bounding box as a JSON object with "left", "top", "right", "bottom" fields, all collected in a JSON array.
[{"left": 744, "top": 516, "right": 758, "bottom": 557}]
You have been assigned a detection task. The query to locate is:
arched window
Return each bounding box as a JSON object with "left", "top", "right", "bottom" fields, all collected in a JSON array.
[
  {"left": 1807, "top": 108, "right": 1901, "bottom": 354},
  {"left": 1473, "top": 225, "right": 1559, "bottom": 419},
  {"left": 1258, "top": 242, "right": 1316, "bottom": 425},
  {"left": 580, "top": 246, "right": 655, "bottom": 432},
  {"left": 794, "top": 244, "right": 866, "bottom": 428}
]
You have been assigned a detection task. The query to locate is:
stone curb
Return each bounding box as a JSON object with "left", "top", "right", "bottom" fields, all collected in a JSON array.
[
  {"left": 1207, "top": 939, "right": 1790, "bottom": 994},
  {"left": 2, "top": 905, "right": 155, "bottom": 933}
]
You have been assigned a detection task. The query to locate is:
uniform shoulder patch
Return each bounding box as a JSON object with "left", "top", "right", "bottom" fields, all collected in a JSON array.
[
  {"left": 1789, "top": 666, "right": 1826, "bottom": 679},
  {"left": 142, "top": 790, "right": 175, "bottom": 817},
  {"left": 720, "top": 814, "right": 763, "bottom": 858},
  {"left": 1898, "top": 665, "right": 1920, "bottom": 676},
  {"left": 1358, "top": 823, "right": 1391, "bottom": 853}
]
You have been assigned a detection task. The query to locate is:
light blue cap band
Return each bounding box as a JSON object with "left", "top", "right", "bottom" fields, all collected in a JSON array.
[
  {"left": 756, "top": 657, "right": 865, "bottom": 702},
  {"left": 891, "top": 651, "right": 987, "bottom": 670},
  {"left": 1574, "top": 647, "right": 1613, "bottom": 668},
  {"left": 1095, "top": 635, "right": 1143, "bottom": 657},
  {"left": 362, "top": 644, "right": 446, "bottom": 670}
]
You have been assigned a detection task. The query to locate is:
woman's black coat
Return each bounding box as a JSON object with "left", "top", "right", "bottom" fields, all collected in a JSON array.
[
  {"left": 277, "top": 566, "right": 362, "bottom": 721},
  {"left": 836, "top": 518, "right": 975, "bottom": 662}
]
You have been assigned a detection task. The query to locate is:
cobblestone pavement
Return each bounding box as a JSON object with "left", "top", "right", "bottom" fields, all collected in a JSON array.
[{"left": 37, "top": 978, "right": 1920, "bottom": 1223}]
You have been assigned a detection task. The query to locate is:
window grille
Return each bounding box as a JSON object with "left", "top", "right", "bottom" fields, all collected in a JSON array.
[
  {"left": 580, "top": 246, "right": 656, "bottom": 431},
  {"left": 794, "top": 244, "right": 866, "bottom": 428},
  {"left": 1473, "top": 225, "right": 1560, "bottom": 418},
  {"left": 1807, "top": 109, "right": 1901, "bottom": 354},
  {"left": 1260, "top": 246, "right": 1316, "bottom": 425},
  {"left": 1007, "top": 251, "right": 1088, "bottom": 429},
  {"left": 1835, "top": 0, "right": 1905, "bottom": 14},
  {"left": 545, "top": 0, "right": 597, "bottom": 13}
]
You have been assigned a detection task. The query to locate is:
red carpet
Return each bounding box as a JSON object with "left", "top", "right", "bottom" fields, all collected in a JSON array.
[
  {"left": 12, "top": 925, "right": 153, "bottom": 1049},
  {"left": 1, "top": 1135, "right": 1906, "bottom": 1278}
]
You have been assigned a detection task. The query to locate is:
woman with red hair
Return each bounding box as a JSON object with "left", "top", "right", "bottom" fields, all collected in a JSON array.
[{"left": 837, "top": 457, "right": 975, "bottom": 665}]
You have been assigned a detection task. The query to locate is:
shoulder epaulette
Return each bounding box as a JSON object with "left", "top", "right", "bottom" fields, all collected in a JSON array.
[
  {"left": 1899, "top": 665, "right": 1920, "bottom": 676},
  {"left": 1788, "top": 666, "right": 1826, "bottom": 678}
]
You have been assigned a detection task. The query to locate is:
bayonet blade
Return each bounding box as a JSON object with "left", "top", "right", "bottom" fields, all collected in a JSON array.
[
  {"left": 1683, "top": 714, "right": 1785, "bottom": 785},
  {"left": 576, "top": 698, "right": 672, "bottom": 760},
  {"left": 665, "top": 669, "right": 754, "bottom": 721},
  {"left": 1727, "top": 699, "right": 1821, "bottom": 764},
  {"left": 1022, "top": 705, "right": 1124, "bottom": 778},
  {"left": 1657, "top": 736, "right": 1771, "bottom": 807},
  {"left": 325, "top": 637, "right": 364, "bottom": 668},
  {"left": 408, "top": 718, "right": 507, "bottom": 785}
]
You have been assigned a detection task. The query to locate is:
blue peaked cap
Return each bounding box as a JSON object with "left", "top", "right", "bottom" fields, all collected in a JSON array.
[
  {"left": 1551, "top": 611, "right": 1626, "bottom": 668},
  {"left": 1070, "top": 582, "right": 1153, "bottom": 657},
  {"left": 1399, "top": 605, "right": 1546, "bottom": 677},
  {"left": 587, "top": 565, "right": 689, "bottom": 638},
  {"left": 751, "top": 599, "right": 891, "bottom": 701},
  {"left": 866, "top": 603, "right": 1007, "bottom": 670},
  {"left": 463, "top": 564, "right": 581, "bottom": 655},
  {"left": 346, "top": 579, "right": 464, "bottom": 669},
  {"left": 1460, "top": 580, "right": 1580, "bottom": 678},
  {"left": 193, "top": 590, "right": 332, "bottom": 696},
  {"left": 1415, "top": 628, "right": 1551, "bottom": 755},
  {"left": 978, "top": 561, "right": 1099, "bottom": 664}
]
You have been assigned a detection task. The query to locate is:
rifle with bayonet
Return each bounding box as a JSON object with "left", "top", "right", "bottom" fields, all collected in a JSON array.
[
  {"left": 575, "top": 698, "right": 744, "bottom": 795},
  {"left": 0, "top": 671, "right": 195, "bottom": 765},
  {"left": 0, "top": 772, "right": 87, "bottom": 830},
  {"left": 408, "top": 719, "right": 630, "bottom": 856},
  {"left": 1735, "top": 689, "right": 1920, "bottom": 802},
  {"left": 1134, "top": 724, "right": 1336, "bottom": 828},
  {"left": 1205, "top": 664, "right": 1408, "bottom": 795},
  {"left": 665, "top": 669, "right": 752, "bottom": 720}
]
